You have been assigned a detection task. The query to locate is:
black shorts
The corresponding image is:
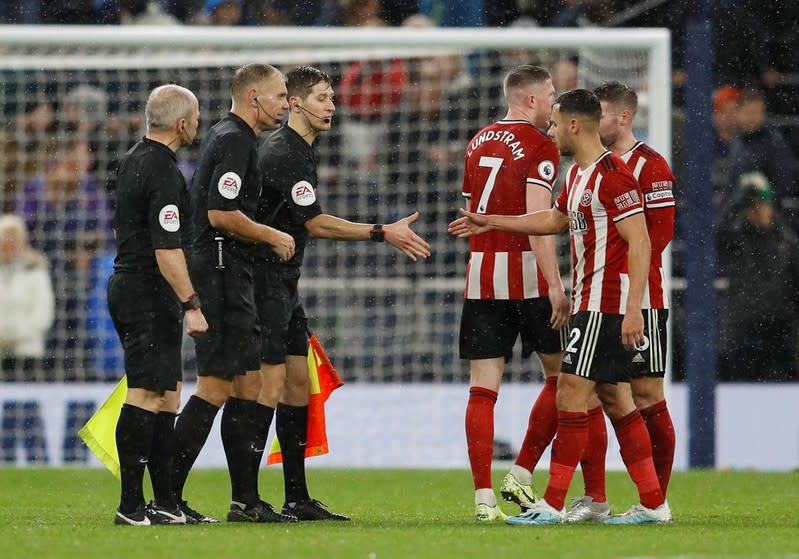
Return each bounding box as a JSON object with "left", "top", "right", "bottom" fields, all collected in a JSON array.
[
  {"left": 459, "top": 298, "right": 567, "bottom": 361},
  {"left": 627, "top": 308, "right": 669, "bottom": 379},
  {"left": 189, "top": 250, "right": 259, "bottom": 378},
  {"left": 107, "top": 272, "right": 182, "bottom": 391},
  {"left": 560, "top": 311, "right": 629, "bottom": 384},
  {"left": 254, "top": 264, "right": 308, "bottom": 364}
]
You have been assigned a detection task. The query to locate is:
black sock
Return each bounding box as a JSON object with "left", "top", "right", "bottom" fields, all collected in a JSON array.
[
  {"left": 116, "top": 404, "right": 156, "bottom": 514},
  {"left": 221, "top": 397, "right": 258, "bottom": 506},
  {"left": 252, "top": 403, "right": 275, "bottom": 498},
  {"left": 276, "top": 403, "right": 310, "bottom": 504},
  {"left": 172, "top": 396, "right": 219, "bottom": 502},
  {"left": 148, "top": 411, "right": 177, "bottom": 510}
]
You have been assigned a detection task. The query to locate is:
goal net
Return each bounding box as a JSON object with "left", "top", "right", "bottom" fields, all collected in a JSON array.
[{"left": 0, "top": 26, "right": 670, "bottom": 384}]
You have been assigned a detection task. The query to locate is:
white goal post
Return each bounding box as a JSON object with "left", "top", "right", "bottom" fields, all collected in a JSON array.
[{"left": 0, "top": 25, "right": 671, "bottom": 384}]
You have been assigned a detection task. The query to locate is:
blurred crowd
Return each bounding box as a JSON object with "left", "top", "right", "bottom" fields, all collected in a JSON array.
[{"left": 0, "top": 0, "right": 797, "bottom": 383}]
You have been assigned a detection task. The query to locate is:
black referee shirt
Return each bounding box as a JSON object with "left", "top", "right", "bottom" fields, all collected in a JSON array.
[
  {"left": 112, "top": 137, "right": 190, "bottom": 276},
  {"left": 190, "top": 112, "right": 262, "bottom": 259},
  {"left": 255, "top": 125, "right": 323, "bottom": 268}
]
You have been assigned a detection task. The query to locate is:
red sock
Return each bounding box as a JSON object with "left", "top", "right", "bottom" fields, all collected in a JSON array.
[
  {"left": 580, "top": 406, "right": 607, "bottom": 502},
  {"left": 542, "top": 411, "right": 589, "bottom": 510},
  {"left": 466, "top": 387, "right": 497, "bottom": 490},
  {"left": 640, "top": 399, "right": 675, "bottom": 495},
  {"left": 514, "top": 376, "right": 558, "bottom": 472},
  {"left": 612, "top": 409, "right": 664, "bottom": 510}
]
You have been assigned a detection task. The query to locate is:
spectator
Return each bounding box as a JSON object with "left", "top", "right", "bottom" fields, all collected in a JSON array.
[
  {"left": 551, "top": 57, "right": 579, "bottom": 94},
  {"left": 119, "top": 0, "right": 181, "bottom": 25},
  {"left": 718, "top": 173, "right": 799, "bottom": 382},
  {"left": 334, "top": 1, "right": 404, "bottom": 176},
  {"left": 14, "top": 133, "right": 113, "bottom": 377},
  {"left": 0, "top": 214, "right": 54, "bottom": 380},
  {"left": 710, "top": 85, "right": 740, "bottom": 215},
  {"left": 202, "top": 0, "right": 243, "bottom": 25},
  {"left": 727, "top": 88, "right": 798, "bottom": 222},
  {"left": 384, "top": 54, "right": 480, "bottom": 274}
]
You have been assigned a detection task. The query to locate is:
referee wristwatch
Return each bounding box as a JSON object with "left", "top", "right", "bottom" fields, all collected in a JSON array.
[
  {"left": 370, "top": 223, "right": 385, "bottom": 242},
  {"left": 181, "top": 293, "right": 202, "bottom": 312}
]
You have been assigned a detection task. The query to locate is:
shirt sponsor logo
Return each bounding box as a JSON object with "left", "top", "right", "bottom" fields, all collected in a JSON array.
[
  {"left": 158, "top": 204, "right": 180, "bottom": 232},
  {"left": 645, "top": 190, "right": 673, "bottom": 202},
  {"left": 538, "top": 160, "right": 555, "bottom": 181},
  {"left": 217, "top": 171, "right": 242, "bottom": 200},
  {"left": 291, "top": 180, "right": 316, "bottom": 206},
  {"left": 651, "top": 180, "right": 672, "bottom": 191},
  {"left": 613, "top": 190, "right": 640, "bottom": 211},
  {"left": 580, "top": 189, "right": 593, "bottom": 207}
]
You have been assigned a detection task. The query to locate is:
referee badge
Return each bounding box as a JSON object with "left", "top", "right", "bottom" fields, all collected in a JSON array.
[
  {"left": 158, "top": 204, "right": 180, "bottom": 232},
  {"left": 217, "top": 171, "right": 242, "bottom": 199},
  {"left": 291, "top": 180, "right": 316, "bottom": 206}
]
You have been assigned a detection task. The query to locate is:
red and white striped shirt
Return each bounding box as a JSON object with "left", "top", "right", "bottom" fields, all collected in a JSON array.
[
  {"left": 554, "top": 151, "right": 644, "bottom": 314},
  {"left": 461, "top": 120, "right": 560, "bottom": 300},
  {"left": 620, "top": 142, "right": 675, "bottom": 310}
]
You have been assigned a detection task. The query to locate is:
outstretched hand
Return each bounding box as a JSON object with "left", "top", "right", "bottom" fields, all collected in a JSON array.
[
  {"left": 384, "top": 212, "right": 431, "bottom": 262},
  {"left": 447, "top": 208, "right": 491, "bottom": 238}
]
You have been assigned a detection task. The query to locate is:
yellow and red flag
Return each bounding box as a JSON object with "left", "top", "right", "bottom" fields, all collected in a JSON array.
[{"left": 267, "top": 335, "right": 344, "bottom": 464}]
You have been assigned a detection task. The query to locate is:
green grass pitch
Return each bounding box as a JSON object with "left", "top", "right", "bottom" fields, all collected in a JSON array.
[{"left": 1, "top": 468, "right": 797, "bottom": 558}]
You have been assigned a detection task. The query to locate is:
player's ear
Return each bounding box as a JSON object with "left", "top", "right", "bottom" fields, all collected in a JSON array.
[{"left": 289, "top": 95, "right": 300, "bottom": 111}]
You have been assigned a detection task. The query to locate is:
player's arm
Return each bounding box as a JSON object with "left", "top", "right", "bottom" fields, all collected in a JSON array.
[
  {"left": 526, "top": 185, "right": 569, "bottom": 329},
  {"left": 449, "top": 206, "right": 568, "bottom": 238},
  {"left": 208, "top": 209, "right": 295, "bottom": 260},
  {"left": 639, "top": 160, "right": 675, "bottom": 258},
  {"left": 155, "top": 248, "right": 208, "bottom": 337},
  {"left": 305, "top": 213, "right": 431, "bottom": 261},
  {"left": 616, "top": 212, "right": 651, "bottom": 350}
]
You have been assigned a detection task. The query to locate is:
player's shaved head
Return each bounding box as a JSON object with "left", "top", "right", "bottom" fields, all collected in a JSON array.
[
  {"left": 554, "top": 89, "right": 601, "bottom": 128},
  {"left": 286, "top": 65, "right": 331, "bottom": 100},
  {"left": 231, "top": 63, "right": 282, "bottom": 101},
  {"left": 594, "top": 80, "right": 638, "bottom": 115},
  {"left": 145, "top": 84, "right": 197, "bottom": 133}
]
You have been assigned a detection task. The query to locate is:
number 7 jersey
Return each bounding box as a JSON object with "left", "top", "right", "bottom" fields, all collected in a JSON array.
[{"left": 461, "top": 120, "right": 560, "bottom": 300}]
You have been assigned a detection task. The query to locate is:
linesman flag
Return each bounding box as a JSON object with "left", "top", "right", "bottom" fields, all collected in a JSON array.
[
  {"left": 267, "top": 335, "right": 344, "bottom": 464},
  {"left": 78, "top": 375, "right": 127, "bottom": 479}
]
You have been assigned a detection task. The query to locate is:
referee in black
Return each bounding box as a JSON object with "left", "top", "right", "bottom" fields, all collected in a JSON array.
[
  {"left": 171, "top": 63, "right": 297, "bottom": 524},
  {"left": 252, "top": 65, "right": 431, "bottom": 521},
  {"left": 109, "top": 84, "right": 207, "bottom": 526}
]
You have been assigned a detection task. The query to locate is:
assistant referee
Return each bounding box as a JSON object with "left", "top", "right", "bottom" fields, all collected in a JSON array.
[
  {"left": 108, "top": 84, "right": 208, "bottom": 526},
  {"left": 171, "top": 63, "right": 296, "bottom": 524}
]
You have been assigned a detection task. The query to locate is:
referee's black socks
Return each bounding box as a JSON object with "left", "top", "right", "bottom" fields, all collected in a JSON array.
[
  {"left": 252, "top": 403, "right": 275, "bottom": 495},
  {"left": 148, "top": 411, "right": 177, "bottom": 510},
  {"left": 116, "top": 403, "right": 156, "bottom": 514},
  {"left": 172, "top": 395, "right": 219, "bottom": 503},
  {"left": 276, "top": 403, "right": 311, "bottom": 504},
  {"left": 221, "top": 397, "right": 259, "bottom": 506}
]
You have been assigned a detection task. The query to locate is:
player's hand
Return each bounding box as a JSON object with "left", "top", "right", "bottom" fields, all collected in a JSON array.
[
  {"left": 447, "top": 209, "right": 491, "bottom": 238},
  {"left": 185, "top": 308, "right": 209, "bottom": 337},
  {"left": 269, "top": 229, "right": 296, "bottom": 261},
  {"left": 548, "top": 288, "right": 570, "bottom": 330},
  {"left": 384, "top": 212, "right": 431, "bottom": 262},
  {"left": 621, "top": 310, "right": 645, "bottom": 351}
]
